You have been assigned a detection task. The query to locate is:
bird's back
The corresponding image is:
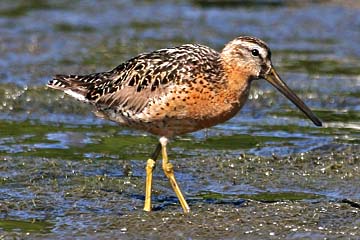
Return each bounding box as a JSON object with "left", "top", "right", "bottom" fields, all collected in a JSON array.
[{"left": 48, "top": 44, "right": 243, "bottom": 137}]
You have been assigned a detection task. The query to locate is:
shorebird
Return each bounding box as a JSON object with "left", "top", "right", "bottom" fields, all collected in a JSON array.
[{"left": 47, "top": 36, "right": 322, "bottom": 213}]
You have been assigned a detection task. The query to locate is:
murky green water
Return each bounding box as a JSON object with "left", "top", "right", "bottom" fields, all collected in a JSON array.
[{"left": 0, "top": 0, "right": 359, "bottom": 239}]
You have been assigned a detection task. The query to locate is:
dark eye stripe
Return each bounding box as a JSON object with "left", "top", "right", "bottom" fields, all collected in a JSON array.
[
  {"left": 251, "top": 49, "right": 260, "bottom": 56},
  {"left": 247, "top": 47, "right": 264, "bottom": 62}
]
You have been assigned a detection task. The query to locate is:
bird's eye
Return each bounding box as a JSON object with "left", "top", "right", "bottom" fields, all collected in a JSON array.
[{"left": 251, "top": 49, "right": 260, "bottom": 57}]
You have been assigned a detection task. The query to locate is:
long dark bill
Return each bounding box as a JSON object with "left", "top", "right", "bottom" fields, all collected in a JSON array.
[{"left": 264, "top": 67, "right": 322, "bottom": 127}]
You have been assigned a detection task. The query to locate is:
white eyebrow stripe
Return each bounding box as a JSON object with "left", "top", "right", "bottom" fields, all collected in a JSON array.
[{"left": 240, "top": 42, "right": 268, "bottom": 58}]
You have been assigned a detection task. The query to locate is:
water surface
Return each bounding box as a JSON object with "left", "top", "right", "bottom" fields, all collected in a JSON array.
[{"left": 0, "top": 0, "right": 359, "bottom": 239}]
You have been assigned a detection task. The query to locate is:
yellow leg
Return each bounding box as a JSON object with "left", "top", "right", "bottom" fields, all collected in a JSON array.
[
  {"left": 160, "top": 137, "right": 190, "bottom": 213},
  {"left": 144, "top": 158, "right": 155, "bottom": 212},
  {"left": 143, "top": 143, "right": 161, "bottom": 212}
]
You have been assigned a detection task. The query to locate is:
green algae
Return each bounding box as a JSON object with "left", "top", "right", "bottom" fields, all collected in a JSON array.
[{"left": 0, "top": 219, "right": 53, "bottom": 233}]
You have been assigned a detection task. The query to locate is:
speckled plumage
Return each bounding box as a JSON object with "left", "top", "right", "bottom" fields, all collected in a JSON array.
[
  {"left": 48, "top": 36, "right": 322, "bottom": 213},
  {"left": 48, "top": 36, "right": 322, "bottom": 136},
  {"left": 49, "top": 38, "right": 251, "bottom": 137}
]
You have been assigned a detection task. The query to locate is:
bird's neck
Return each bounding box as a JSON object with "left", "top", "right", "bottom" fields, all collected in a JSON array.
[{"left": 219, "top": 58, "right": 252, "bottom": 106}]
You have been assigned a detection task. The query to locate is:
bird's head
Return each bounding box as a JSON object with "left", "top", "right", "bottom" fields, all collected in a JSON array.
[{"left": 222, "top": 36, "right": 322, "bottom": 126}]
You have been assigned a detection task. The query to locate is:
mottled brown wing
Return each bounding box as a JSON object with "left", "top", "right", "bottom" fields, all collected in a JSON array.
[
  {"left": 90, "top": 44, "right": 221, "bottom": 114},
  {"left": 48, "top": 44, "right": 221, "bottom": 115}
]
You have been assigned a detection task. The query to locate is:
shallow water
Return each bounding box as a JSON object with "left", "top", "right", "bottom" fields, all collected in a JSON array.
[{"left": 0, "top": 0, "right": 359, "bottom": 239}]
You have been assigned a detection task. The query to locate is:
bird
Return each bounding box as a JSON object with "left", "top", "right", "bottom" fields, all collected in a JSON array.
[{"left": 47, "top": 36, "right": 322, "bottom": 213}]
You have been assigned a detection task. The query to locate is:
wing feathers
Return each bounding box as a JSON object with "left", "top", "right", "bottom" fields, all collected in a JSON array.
[{"left": 47, "top": 44, "right": 221, "bottom": 114}]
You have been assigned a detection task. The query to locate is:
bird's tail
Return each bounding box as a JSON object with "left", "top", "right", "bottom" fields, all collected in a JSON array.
[{"left": 47, "top": 75, "right": 90, "bottom": 102}]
